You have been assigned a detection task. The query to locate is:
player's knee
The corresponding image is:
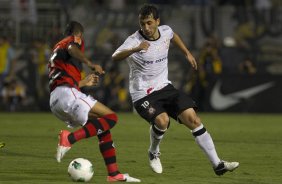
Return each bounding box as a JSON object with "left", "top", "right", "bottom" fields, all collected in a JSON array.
[
  {"left": 183, "top": 109, "right": 201, "bottom": 127},
  {"left": 193, "top": 116, "right": 201, "bottom": 126},
  {"left": 188, "top": 115, "right": 201, "bottom": 129},
  {"left": 104, "top": 113, "right": 118, "bottom": 127},
  {"left": 155, "top": 113, "right": 170, "bottom": 130},
  {"left": 154, "top": 121, "right": 169, "bottom": 130},
  {"left": 105, "top": 113, "right": 118, "bottom": 122}
]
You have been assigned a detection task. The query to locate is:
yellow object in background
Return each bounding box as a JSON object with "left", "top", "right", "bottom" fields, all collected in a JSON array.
[{"left": 0, "top": 142, "right": 5, "bottom": 148}]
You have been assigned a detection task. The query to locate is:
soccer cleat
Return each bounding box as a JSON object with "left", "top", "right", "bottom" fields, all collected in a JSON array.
[
  {"left": 107, "top": 173, "right": 141, "bottom": 182},
  {"left": 214, "top": 160, "right": 239, "bottom": 176},
  {"left": 148, "top": 151, "right": 163, "bottom": 174},
  {"left": 56, "top": 130, "right": 71, "bottom": 163}
]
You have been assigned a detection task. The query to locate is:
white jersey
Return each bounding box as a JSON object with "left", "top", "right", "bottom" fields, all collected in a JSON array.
[{"left": 113, "top": 25, "right": 174, "bottom": 102}]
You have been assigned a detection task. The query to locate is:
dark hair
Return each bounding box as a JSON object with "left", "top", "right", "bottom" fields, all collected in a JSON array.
[
  {"left": 64, "top": 21, "right": 84, "bottom": 36},
  {"left": 139, "top": 4, "right": 159, "bottom": 20}
]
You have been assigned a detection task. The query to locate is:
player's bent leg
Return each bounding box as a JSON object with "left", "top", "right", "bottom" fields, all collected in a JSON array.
[
  {"left": 148, "top": 125, "right": 165, "bottom": 174},
  {"left": 179, "top": 109, "right": 239, "bottom": 175},
  {"left": 67, "top": 113, "right": 118, "bottom": 145},
  {"left": 179, "top": 109, "right": 222, "bottom": 167},
  {"left": 56, "top": 101, "right": 118, "bottom": 162},
  {"left": 56, "top": 130, "right": 71, "bottom": 163},
  {"left": 148, "top": 114, "right": 169, "bottom": 174},
  {"left": 214, "top": 160, "right": 239, "bottom": 175}
]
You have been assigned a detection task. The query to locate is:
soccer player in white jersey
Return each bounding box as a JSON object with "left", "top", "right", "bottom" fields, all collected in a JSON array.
[{"left": 112, "top": 4, "right": 239, "bottom": 175}]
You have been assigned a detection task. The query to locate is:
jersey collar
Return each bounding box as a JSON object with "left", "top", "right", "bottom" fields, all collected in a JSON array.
[{"left": 138, "top": 29, "right": 161, "bottom": 41}]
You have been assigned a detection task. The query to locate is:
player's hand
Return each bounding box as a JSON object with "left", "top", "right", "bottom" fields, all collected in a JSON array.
[
  {"left": 87, "top": 63, "right": 105, "bottom": 75},
  {"left": 135, "top": 41, "right": 150, "bottom": 52},
  {"left": 79, "top": 74, "right": 100, "bottom": 87},
  {"left": 186, "top": 54, "right": 197, "bottom": 70},
  {"left": 90, "top": 74, "right": 100, "bottom": 86}
]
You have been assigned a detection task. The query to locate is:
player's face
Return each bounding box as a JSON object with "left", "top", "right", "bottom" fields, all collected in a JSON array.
[
  {"left": 139, "top": 14, "right": 160, "bottom": 40},
  {"left": 74, "top": 32, "right": 83, "bottom": 45}
]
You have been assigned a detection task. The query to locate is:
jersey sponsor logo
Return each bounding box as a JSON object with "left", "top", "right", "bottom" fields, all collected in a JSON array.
[
  {"left": 142, "top": 56, "right": 167, "bottom": 65},
  {"left": 210, "top": 81, "right": 275, "bottom": 110}
]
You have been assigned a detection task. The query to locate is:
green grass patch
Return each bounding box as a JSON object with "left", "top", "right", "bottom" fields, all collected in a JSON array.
[{"left": 0, "top": 112, "right": 282, "bottom": 184}]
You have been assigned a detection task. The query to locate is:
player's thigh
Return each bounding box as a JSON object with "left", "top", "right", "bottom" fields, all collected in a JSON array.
[{"left": 90, "top": 101, "right": 115, "bottom": 117}]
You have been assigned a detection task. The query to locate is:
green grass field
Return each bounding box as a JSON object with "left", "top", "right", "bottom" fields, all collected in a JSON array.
[{"left": 0, "top": 112, "right": 282, "bottom": 184}]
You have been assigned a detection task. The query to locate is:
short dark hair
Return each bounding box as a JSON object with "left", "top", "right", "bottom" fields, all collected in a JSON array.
[
  {"left": 139, "top": 4, "right": 159, "bottom": 20},
  {"left": 64, "top": 21, "right": 84, "bottom": 36}
]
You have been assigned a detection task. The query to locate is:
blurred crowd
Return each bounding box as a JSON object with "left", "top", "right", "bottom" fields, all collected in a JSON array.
[
  {"left": 0, "top": 34, "right": 129, "bottom": 112},
  {"left": 0, "top": 0, "right": 282, "bottom": 112}
]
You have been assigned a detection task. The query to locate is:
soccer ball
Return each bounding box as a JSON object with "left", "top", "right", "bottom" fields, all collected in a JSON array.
[{"left": 68, "top": 158, "right": 94, "bottom": 182}]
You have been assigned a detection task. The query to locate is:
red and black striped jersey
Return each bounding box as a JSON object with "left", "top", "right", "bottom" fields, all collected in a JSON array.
[{"left": 48, "top": 36, "right": 85, "bottom": 92}]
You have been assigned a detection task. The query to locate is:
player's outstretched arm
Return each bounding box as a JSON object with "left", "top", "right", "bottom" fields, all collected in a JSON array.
[
  {"left": 112, "top": 41, "right": 150, "bottom": 62},
  {"left": 172, "top": 33, "right": 197, "bottom": 70},
  {"left": 68, "top": 44, "right": 105, "bottom": 74},
  {"left": 112, "top": 49, "right": 135, "bottom": 62}
]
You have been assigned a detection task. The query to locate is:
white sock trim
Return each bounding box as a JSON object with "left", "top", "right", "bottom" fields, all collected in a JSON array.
[
  {"left": 192, "top": 124, "right": 204, "bottom": 133},
  {"left": 153, "top": 124, "right": 167, "bottom": 133}
]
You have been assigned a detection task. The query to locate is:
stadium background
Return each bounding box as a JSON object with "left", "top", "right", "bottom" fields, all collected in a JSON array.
[
  {"left": 1, "top": 1, "right": 282, "bottom": 184},
  {"left": 0, "top": 0, "right": 282, "bottom": 113}
]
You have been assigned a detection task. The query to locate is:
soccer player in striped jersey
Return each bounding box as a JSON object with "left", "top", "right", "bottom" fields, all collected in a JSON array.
[
  {"left": 48, "top": 21, "right": 140, "bottom": 182},
  {"left": 112, "top": 4, "right": 239, "bottom": 176}
]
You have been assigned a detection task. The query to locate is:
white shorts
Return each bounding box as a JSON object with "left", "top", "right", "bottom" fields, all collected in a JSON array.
[{"left": 49, "top": 86, "right": 97, "bottom": 128}]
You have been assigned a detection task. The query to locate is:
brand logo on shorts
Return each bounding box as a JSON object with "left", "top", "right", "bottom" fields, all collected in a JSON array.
[
  {"left": 73, "top": 104, "right": 79, "bottom": 112},
  {"left": 97, "top": 129, "right": 103, "bottom": 135},
  {"left": 148, "top": 106, "right": 156, "bottom": 115},
  {"left": 50, "top": 99, "right": 58, "bottom": 108}
]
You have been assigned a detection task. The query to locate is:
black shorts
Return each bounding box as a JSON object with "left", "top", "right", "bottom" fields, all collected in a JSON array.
[{"left": 133, "top": 84, "right": 197, "bottom": 123}]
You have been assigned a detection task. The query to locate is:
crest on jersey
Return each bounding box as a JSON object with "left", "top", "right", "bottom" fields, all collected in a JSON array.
[
  {"left": 148, "top": 106, "right": 156, "bottom": 115},
  {"left": 164, "top": 38, "right": 170, "bottom": 49}
]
